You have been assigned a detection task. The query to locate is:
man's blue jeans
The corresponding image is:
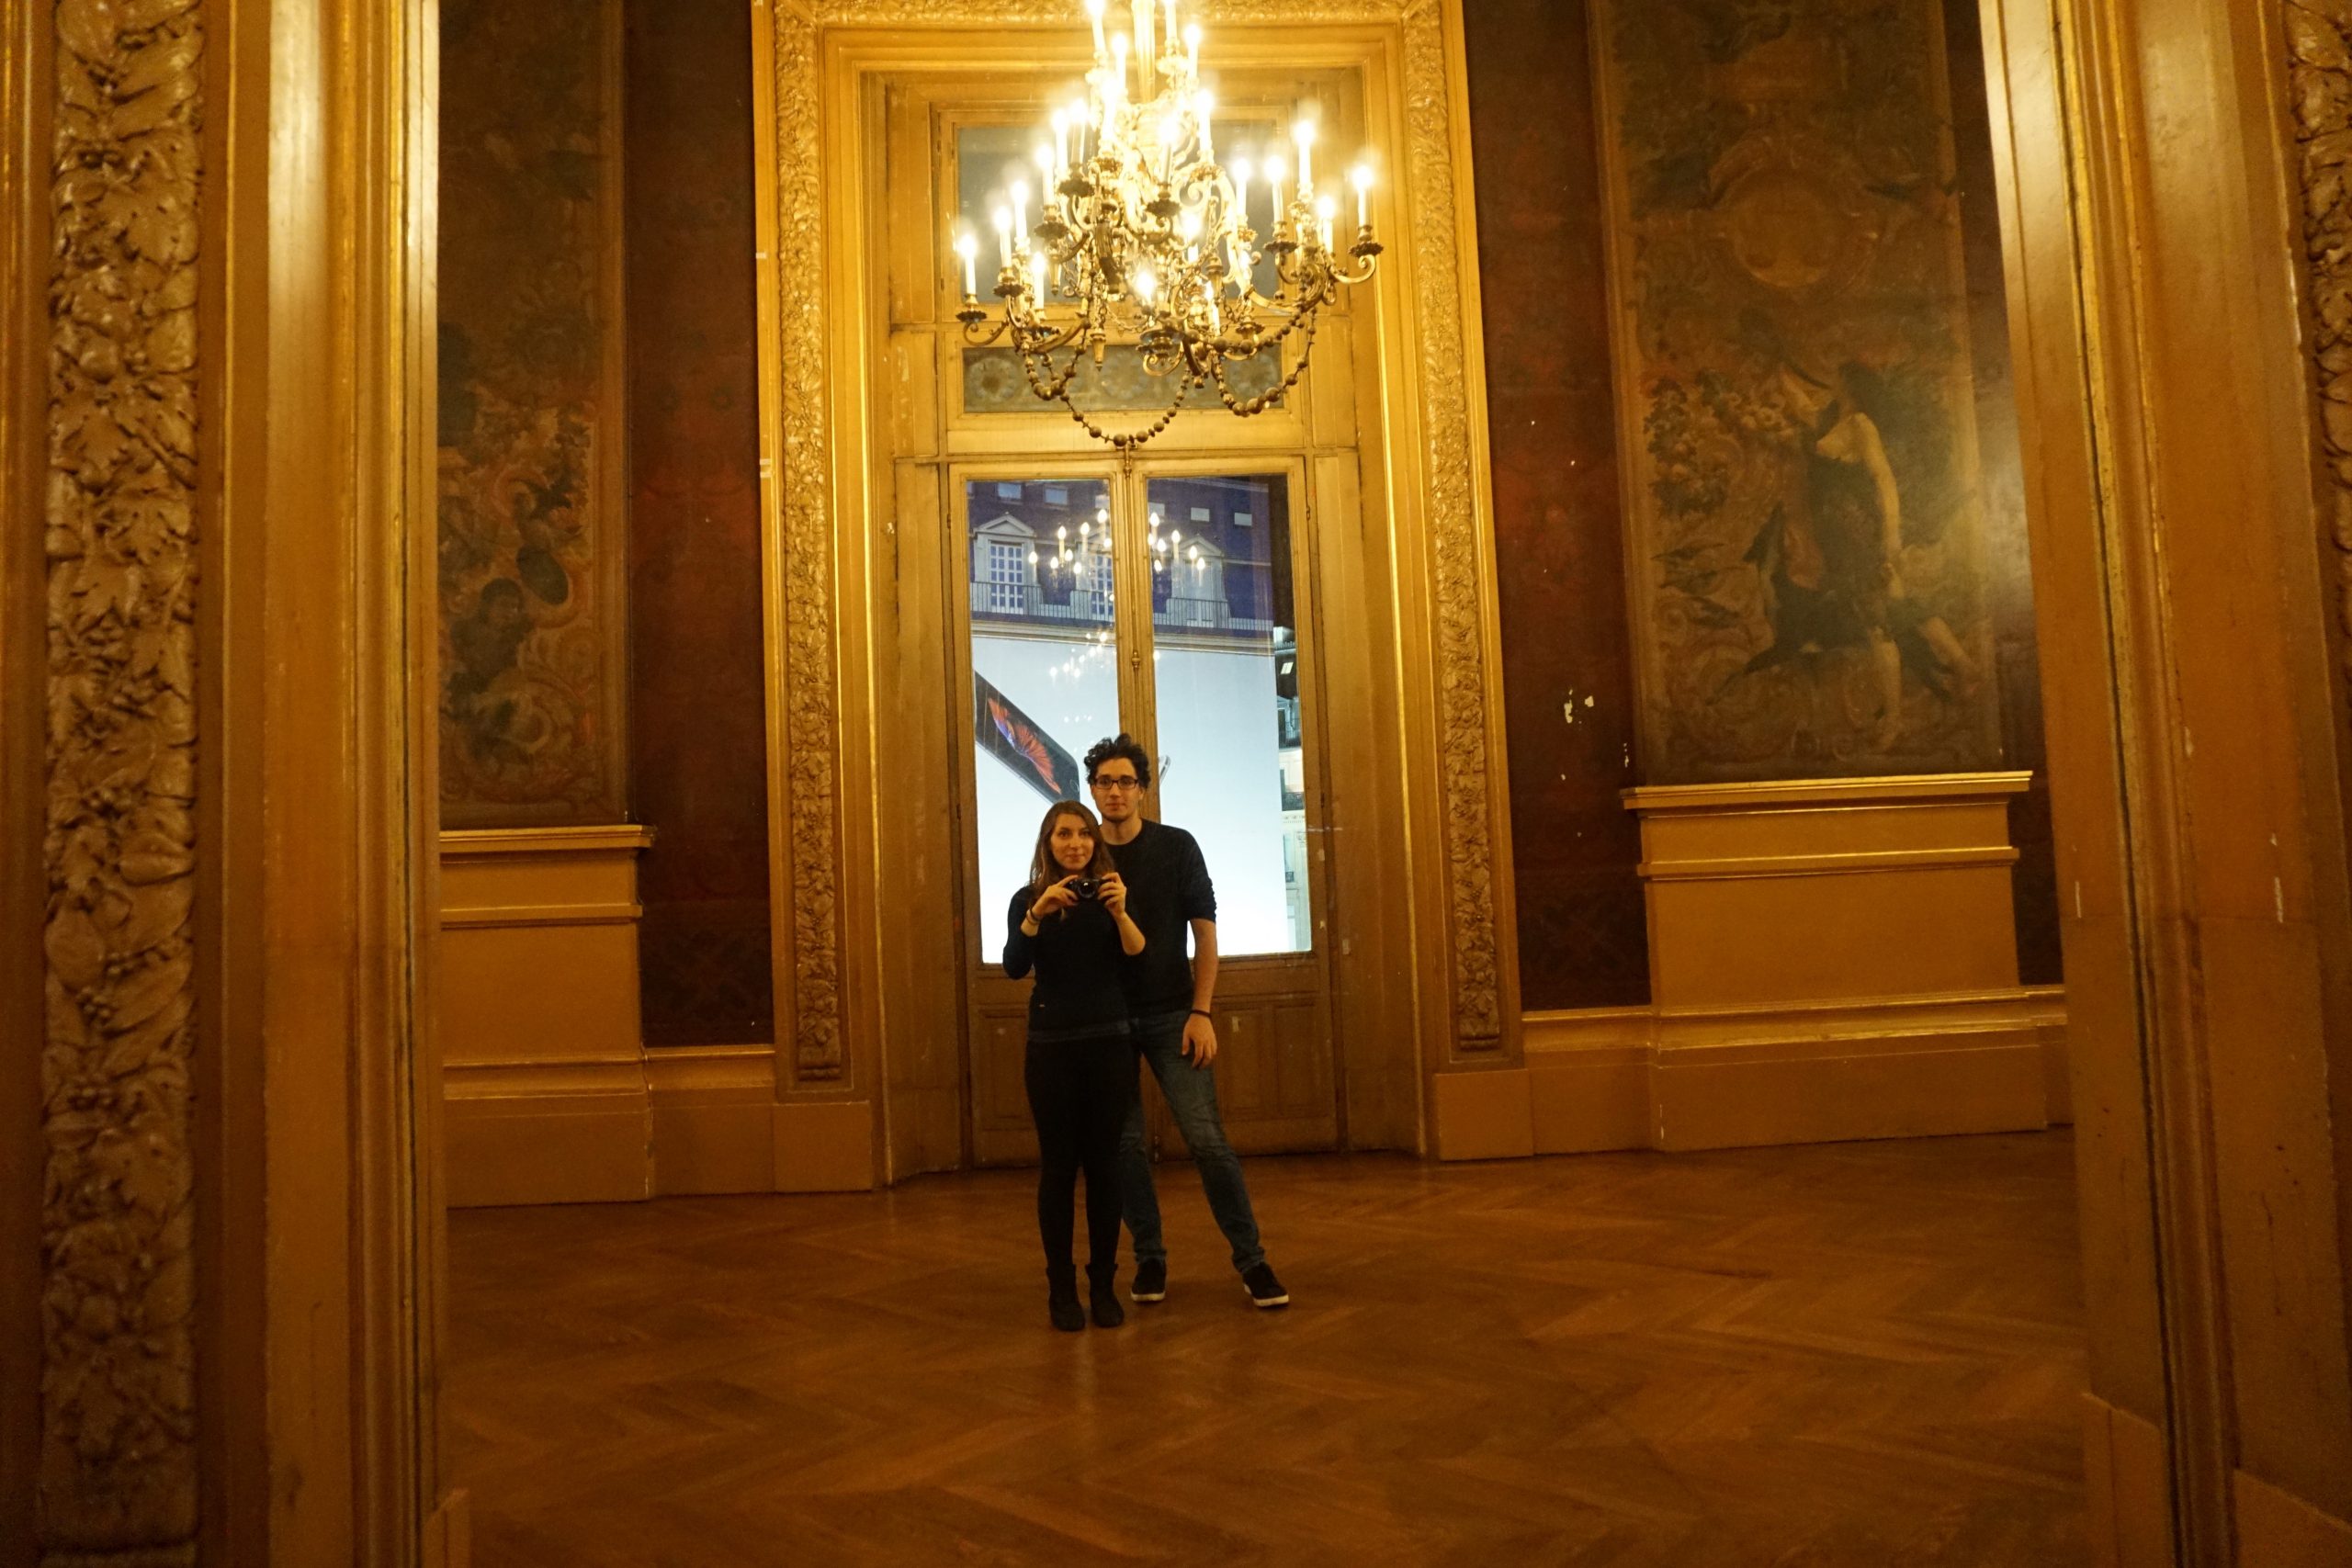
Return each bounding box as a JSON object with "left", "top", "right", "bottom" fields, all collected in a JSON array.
[{"left": 1119, "top": 1009, "right": 1265, "bottom": 1273}]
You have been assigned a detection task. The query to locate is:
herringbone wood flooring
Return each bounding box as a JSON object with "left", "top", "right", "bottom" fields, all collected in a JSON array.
[{"left": 447, "top": 1133, "right": 2086, "bottom": 1566}]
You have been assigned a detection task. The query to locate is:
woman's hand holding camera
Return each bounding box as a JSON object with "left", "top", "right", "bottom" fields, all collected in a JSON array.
[
  {"left": 1023, "top": 876, "right": 1081, "bottom": 932},
  {"left": 1024, "top": 873, "right": 1142, "bottom": 953}
]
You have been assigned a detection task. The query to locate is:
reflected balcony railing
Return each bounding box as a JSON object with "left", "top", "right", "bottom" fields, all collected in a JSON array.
[{"left": 969, "top": 585, "right": 1273, "bottom": 637}]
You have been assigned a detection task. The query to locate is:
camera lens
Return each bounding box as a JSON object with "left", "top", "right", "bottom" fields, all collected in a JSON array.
[{"left": 1074, "top": 878, "right": 1099, "bottom": 899}]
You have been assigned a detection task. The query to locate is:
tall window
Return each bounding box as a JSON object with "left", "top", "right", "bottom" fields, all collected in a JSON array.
[{"left": 987, "top": 538, "right": 1027, "bottom": 613}]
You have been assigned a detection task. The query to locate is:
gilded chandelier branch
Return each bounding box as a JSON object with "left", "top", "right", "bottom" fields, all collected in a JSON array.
[{"left": 952, "top": 0, "right": 1382, "bottom": 450}]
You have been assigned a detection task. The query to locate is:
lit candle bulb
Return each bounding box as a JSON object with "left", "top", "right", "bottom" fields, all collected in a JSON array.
[
  {"left": 992, "top": 206, "right": 1012, "bottom": 267},
  {"left": 1051, "top": 111, "right": 1069, "bottom": 181},
  {"left": 1086, "top": 0, "right": 1107, "bottom": 58},
  {"left": 1134, "top": 266, "right": 1157, "bottom": 305},
  {"left": 1293, "top": 118, "right": 1316, "bottom": 198},
  {"left": 1010, "top": 178, "right": 1029, "bottom": 250},
  {"left": 1315, "top": 192, "right": 1336, "bottom": 250},
  {"left": 1195, "top": 91, "right": 1216, "bottom": 165},
  {"left": 1351, "top": 163, "right": 1373, "bottom": 229},
  {"left": 954, "top": 231, "right": 978, "bottom": 297},
  {"left": 1163, "top": 0, "right": 1179, "bottom": 51},
  {"left": 1264, "top": 152, "right": 1286, "bottom": 217},
  {"left": 1112, "top": 33, "right": 1129, "bottom": 98},
  {"left": 1184, "top": 21, "right": 1201, "bottom": 74},
  {"left": 1230, "top": 155, "right": 1252, "bottom": 218},
  {"left": 1031, "top": 249, "right": 1048, "bottom": 300},
  {"left": 1034, "top": 144, "right": 1055, "bottom": 208}
]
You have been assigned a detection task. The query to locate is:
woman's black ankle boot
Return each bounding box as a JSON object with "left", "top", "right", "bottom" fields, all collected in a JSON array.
[
  {"left": 1088, "top": 1266, "right": 1125, "bottom": 1328},
  {"left": 1046, "top": 1271, "right": 1085, "bottom": 1332}
]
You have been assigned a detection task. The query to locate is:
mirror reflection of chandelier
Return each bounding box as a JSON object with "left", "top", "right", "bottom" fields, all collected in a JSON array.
[{"left": 953, "top": 0, "right": 1382, "bottom": 453}]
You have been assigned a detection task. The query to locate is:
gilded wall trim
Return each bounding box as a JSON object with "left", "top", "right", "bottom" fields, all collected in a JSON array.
[
  {"left": 2285, "top": 0, "right": 2352, "bottom": 739},
  {"left": 773, "top": 0, "right": 1505, "bottom": 1058},
  {"left": 771, "top": 6, "right": 846, "bottom": 1082},
  {"left": 40, "top": 0, "right": 203, "bottom": 1556}
]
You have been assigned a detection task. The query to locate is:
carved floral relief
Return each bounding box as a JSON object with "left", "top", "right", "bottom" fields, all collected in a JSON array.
[
  {"left": 1598, "top": 0, "right": 2000, "bottom": 782},
  {"left": 2285, "top": 0, "right": 2352, "bottom": 744},
  {"left": 41, "top": 0, "right": 205, "bottom": 1555},
  {"left": 437, "top": 0, "right": 627, "bottom": 824}
]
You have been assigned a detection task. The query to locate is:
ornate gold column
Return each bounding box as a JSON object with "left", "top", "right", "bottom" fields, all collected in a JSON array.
[{"left": 5, "top": 0, "right": 457, "bottom": 1560}]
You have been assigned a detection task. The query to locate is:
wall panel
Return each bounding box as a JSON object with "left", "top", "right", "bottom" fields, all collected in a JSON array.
[
  {"left": 622, "top": 0, "right": 776, "bottom": 1046},
  {"left": 1461, "top": 0, "right": 1650, "bottom": 1010}
]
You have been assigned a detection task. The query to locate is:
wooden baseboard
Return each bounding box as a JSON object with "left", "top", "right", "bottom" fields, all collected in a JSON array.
[
  {"left": 1516, "top": 987, "right": 2067, "bottom": 1154},
  {"left": 2236, "top": 1467, "right": 2352, "bottom": 1568},
  {"left": 1430, "top": 1066, "right": 1534, "bottom": 1161},
  {"left": 774, "top": 1098, "right": 877, "bottom": 1190},
  {"left": 647, "top": 1045, "right": 777, "bottom": 1197},
  {"left": 424, "top": 1488, "right": 472, "bottom": 1568},
  {"left": 2082, "top": 1392, "right": 2174, "bottom": 1568},
  {"left": 444, "top": 1060, "right": 650, "bottom": 1207}
]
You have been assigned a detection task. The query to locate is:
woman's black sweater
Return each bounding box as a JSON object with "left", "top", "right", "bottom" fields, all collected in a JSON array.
[{"left": 1002, "top": 887, "right": 1133, "bottom": 1042}]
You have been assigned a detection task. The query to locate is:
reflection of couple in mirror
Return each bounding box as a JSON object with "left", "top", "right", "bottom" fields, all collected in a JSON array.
[{"left": 1001, "top": 734, "right": 1290, "bottom": 1332}]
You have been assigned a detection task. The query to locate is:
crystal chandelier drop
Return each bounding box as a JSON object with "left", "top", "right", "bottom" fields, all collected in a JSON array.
[{"left": 953, "top": 0, "right": 1382, "bottom": 453}]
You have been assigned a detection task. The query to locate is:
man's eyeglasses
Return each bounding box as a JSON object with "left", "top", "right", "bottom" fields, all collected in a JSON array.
[{"left": 1091, "top": 776, "right": 1144, "bottom": 791}]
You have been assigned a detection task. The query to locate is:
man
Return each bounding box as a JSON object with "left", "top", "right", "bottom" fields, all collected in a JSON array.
[{"left": 1083, "top": 734, "right": 1289, "bottom": 1310}]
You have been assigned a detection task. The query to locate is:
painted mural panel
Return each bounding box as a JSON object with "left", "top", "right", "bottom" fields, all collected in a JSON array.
[
  {"left": 1598, "top": 0, "right": 1998, "bottom": 782},
  {"left": 437, "top": 0, "right": 628, "bottom": 824}
]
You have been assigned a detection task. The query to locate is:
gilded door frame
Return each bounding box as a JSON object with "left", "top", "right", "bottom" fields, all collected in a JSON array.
[{"left": 750, "top": 0, "right": 1526, "bottom": 1160}]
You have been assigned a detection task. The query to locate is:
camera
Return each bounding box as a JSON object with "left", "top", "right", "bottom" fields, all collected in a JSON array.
[{"left": 1072, "top": 877, "right": 1101, "bottom": 900}]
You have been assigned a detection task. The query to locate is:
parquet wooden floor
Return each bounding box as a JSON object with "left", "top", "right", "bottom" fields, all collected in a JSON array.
[{"left": 447, "top": 1132, "right": 2086, "bottom": 1566}]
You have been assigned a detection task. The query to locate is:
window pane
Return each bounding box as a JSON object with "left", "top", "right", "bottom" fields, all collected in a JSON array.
[
  {"left": 1146, "top": 475, "right": 1308, "bottom": 955},
  {"left": 967, "top": 478, "right": 1118, "bottom": 964}
]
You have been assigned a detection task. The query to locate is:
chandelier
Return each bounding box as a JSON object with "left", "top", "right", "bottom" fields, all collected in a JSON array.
[{"left": 953, "top": 0, "right": 1382, "bottom": 453}]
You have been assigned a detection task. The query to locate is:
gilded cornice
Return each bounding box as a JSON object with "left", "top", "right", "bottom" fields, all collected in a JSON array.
[
  {"left": 772, "top": 0, "right": 1504, "bottom": 1058},
  {"left": 40, "top": 0, "right": 204, "bottom": 1557}
]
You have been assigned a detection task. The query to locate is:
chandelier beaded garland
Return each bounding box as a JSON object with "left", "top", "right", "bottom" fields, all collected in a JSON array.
[{"left": 952, "top": 0, "right": 1382, "bottom": 453}]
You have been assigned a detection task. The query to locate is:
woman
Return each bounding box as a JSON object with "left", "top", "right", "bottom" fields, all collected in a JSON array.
[{"left": 1003, "top": 800, "right": 1147, "bottom": 1331}]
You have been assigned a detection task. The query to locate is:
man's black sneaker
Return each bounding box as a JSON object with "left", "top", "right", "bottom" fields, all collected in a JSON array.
[
  {"left": 1047, "top": 1278, "right": 1086, "bottom": 1332},
  {"left": 1131, "top": 1258, "right": 1168, "bottom": 1303},
  {"left": 1090, "top": 1278, "right": 1126, "bottom": 1328},
  {"left": 1242, "top": 1263, "right": 1289, "bottom": 1309}
]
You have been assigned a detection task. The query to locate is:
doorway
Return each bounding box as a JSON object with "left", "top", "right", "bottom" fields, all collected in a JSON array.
[
  {"left": 856, "top": 58, "right": 1423, "bottom": 1179},
  {"left": 955, "top": 464, "right": 1341, "bottom": 1164}
]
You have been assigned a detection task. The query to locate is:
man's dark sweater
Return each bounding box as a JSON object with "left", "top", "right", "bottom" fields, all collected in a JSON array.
[
  {"left": 1002, "top": 887, "right": 1131, "bottom": 1041},
  {"left": 1103, "top": 820, "right": 1216, "bottom": 1015}
]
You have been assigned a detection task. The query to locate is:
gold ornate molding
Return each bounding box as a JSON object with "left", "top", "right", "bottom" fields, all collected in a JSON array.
[
  {"left": 40, "top": 0, "right": 204, "bottom": 1556},
  {"left": 768, "top": 0, "right": 1507, "bottom": 1060},
  {"left": 770, "top": 6, "right": 846, "bottom": 1084},
  {"left": 1396, "top": 0, "right": 1502, "bottom": 1048},
  {"left": 2286, "top": 0, "right": 2352, "bottom": 738}
]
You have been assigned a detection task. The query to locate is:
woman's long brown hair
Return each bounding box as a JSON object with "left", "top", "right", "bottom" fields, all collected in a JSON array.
[{"left": 1028, "top": 800, "right": 1115, "bottom": 896}]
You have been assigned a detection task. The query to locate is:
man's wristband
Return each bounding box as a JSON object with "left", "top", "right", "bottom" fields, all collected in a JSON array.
[{"left": 1189, "top": 1009, "right": 1212, "bottom": 1020}]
